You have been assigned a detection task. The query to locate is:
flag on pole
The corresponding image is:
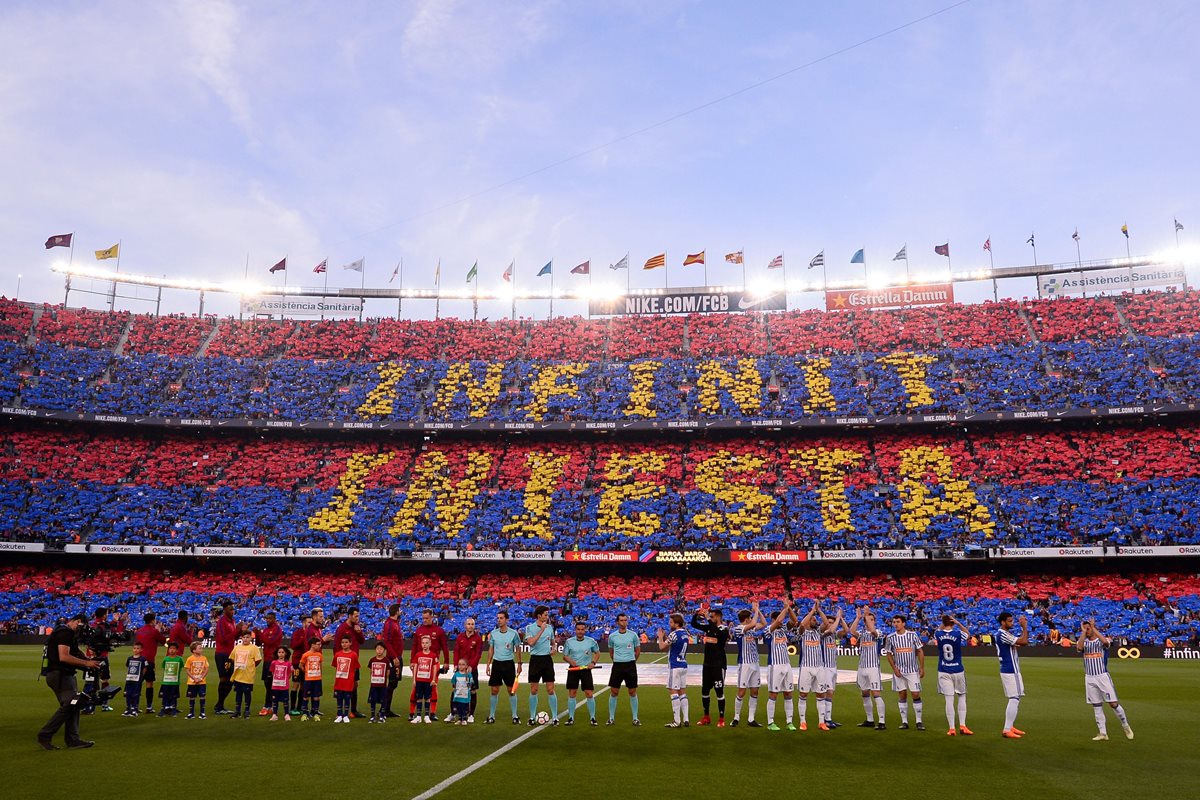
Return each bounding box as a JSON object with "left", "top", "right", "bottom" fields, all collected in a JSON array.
[
  {"left": 643, "top": 253, "right": 665, "bottom": 270},
  {"left": 434, "top": 261, "right": 441, "bottom": 283},
  {"left": 1027, "top": 233, "right": 1035, "bottom": 246},
  {"left": 725, "top": 250, "right": 744, "bottom": 264},
  {"left": 389, "top": 262, "right": 400, "bottom": 283},
  {"left": 570, "top": 260, "right": 590, "bottom": 275},
  {"left": 45, "top": 233, "right": 73, "bottom": 249},
  {"left": 537, "top": 261, "right": 552, "bottom": 277},
  {"left": 268, "top": 257, "right": 286, "bottom": 273},
  {"left": 95, "top": 243, "right": 120, "bottom": 261},
  {"left": 313, "top": 259, "right": 327, "bottom": 274},
  {"left": 934, "top": 243, "right": 950, "bottom": 257},
  {"left": 1176, "top": 219, "right": 1185, "bottom": 231},
  {"left": 683, "top": 251, "right": 705, "bottom": 266},
  {"left": 893, "top": 245, "right": 907, "bottom": 261},
  {"left": 808, "top": 251, "right": 824, "bottom": 269},
  {"left": 983, "top": 238, "right": 991, "bottom": 252},
  {"left": 502, "top": 261, "right": 513, "bottom": 282},
  {"left": 850, "top": 249, "right": 864, "bottom": 264},
  {"left": 465, "top": 262, "right": 478, "bottom": 282},
  {"left": 342, "top": 258, "right": 364, "bottom": 272},
  {"left": 1121, "top": 223, "right": 1129, "bottom": 239},
  {"left": 766, "top": 254, "right": 784, "bottom": 270},
  {"left": 610, "top": 254, "right": 629, "bottom": 271},
  {"left": 1072, "top": 229, "right": 1080, "bottom": 242}
]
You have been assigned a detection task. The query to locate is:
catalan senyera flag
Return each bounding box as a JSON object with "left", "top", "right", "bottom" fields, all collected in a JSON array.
[
  {"left": 725, "top": 250, "right": 743, "bottom": 264},
  {"left": 643, "top": 252, "right": 665, "bottom": 270},
  {"left": 95, "top": 243, "right": 119, "bottom": 260},
  {"left": 683, "top": 251, "right": 705, "bottom": 266}
]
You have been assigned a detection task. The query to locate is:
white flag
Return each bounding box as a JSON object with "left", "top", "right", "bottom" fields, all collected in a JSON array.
[
  {"left": 610, "top": 253, "right": 629, "bottom": 270},
  {"left": 342, "top": 258, "right": 364, "bottom": 272}
]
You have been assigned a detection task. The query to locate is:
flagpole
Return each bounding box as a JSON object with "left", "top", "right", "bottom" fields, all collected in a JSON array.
[
  {"left": 1125, "top": 226, "right": 1132, "bottom": 260},
  {"left": 360, "top": 258, "right": 367, "bottom": 323},
  {"left": 741, "top": 247, "right": 746, "bottom": 289},
  {"left": 510, "top": 260, "right": 516, "bottom": 320},
  {"left": 703, "top": 250, "right": 708, "bottom": 288},
  {"left": 946, "top": 240, "right": 952, "bottom": 273},
  {"left": 1074, "top": 236, "right": 1082, "bottom": 269},
  {"left": 587, "top": 263, "right": 592, "bottom": 320},
  {"left": 322, "top": 259, "right": 329, "bottom": 321},
  {"left": 1176, "top": 220, "right": 1182, "bottom": 250},
  {"left": 550, "top": 263, "right": 555, "bottom": 320},
  {"left": 781, "top": 251, "right": 788, "bottom": 299},
  {"left": 398, "top": 257, "right": 404, "bottom": 319},
  {"left": 435, "top": 258, "right": 441, "bottom": 320},
  {"left": 988, "top": 244, "right": 997, "bottom": 302},
  {"left": 107, "top": 240, "right": 122, "bottom": 312},
  {"left": 240, "top": 252, "right": 248, "bottom": 321},
  {"left": 473, "top": 265, "right": 479, "bottom": 322},
  {"left": 904, "top": 246, "right": 911, "bottom": 283},
  {"left": 68, "top": 236, "right": 74, "bottom": 266}
]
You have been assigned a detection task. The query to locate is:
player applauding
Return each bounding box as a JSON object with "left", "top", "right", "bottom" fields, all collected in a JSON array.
[
  {"left": 1077, "top": 619, "right": 1133, "bottom": 741},
  {"left": 657, "top": 614, "right": 691, "bottom": 728}
]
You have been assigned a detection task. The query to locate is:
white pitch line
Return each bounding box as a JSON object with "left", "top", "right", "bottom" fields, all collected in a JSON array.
[{"left": 410, "top": 710, "right": 568, "bottom": 800}]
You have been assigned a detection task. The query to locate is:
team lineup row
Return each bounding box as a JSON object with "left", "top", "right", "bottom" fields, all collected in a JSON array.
[{"left": 49, "top": 600, "right": 1134, "bottom": 742}]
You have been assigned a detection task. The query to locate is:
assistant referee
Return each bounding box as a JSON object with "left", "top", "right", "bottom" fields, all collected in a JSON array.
[{"left": 38, "top": 613, "right": 101, "bottom": 750}]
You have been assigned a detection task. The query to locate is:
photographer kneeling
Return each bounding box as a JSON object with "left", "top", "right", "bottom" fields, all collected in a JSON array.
[{"left": 38, "top": 613, "right": 104, "bottom": 750}]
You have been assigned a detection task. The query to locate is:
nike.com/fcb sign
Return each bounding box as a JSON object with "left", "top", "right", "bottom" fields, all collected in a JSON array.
[
  {"left": 589, "top": 290, "right": 787, "bottom": 316},
  {"left": 825, "top": 282, "right": 954, "bottom": 311}
]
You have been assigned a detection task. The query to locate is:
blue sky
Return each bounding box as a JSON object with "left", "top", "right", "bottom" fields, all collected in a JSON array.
[{"left": 2, "top": 0, "right": 1197, "bottom": 319}]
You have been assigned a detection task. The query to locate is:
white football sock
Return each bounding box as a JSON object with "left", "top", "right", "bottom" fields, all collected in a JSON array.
[
  {"left": 957, "top": 695, "right": 967, "bottom": 726},
  {"left": 863, "top": 696, "right": 874, "bottom": 722},
  {"left": 1093, "top": 704, "right": 1106, "bottom": 734},
  {"left": 1004, "top": 698, "right": 1020, "bottom": 730}
]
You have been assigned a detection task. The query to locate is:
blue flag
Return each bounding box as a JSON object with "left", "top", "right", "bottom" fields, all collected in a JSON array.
[
  {"left": 537, "top": 260, "right": 552, "bottom": 277},
  {"left": 850, "top": 248, "right": 865, "bottom": 264}
]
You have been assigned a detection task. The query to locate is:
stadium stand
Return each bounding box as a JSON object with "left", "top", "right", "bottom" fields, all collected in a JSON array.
[
  {"left": 5, "top": 292, "right": 1200, "bottom": 424},
  {"left": 2, "top": 421, "right": 1200, "bottom": 550},
  {"left": 0, "top": 568, "right": 1196, "bottom": 645}
]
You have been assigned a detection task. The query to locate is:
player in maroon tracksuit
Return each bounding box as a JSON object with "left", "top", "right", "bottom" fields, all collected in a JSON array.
[
  {"left": 454, "top": 616, "right": 484, "bottom": 720},
  {"left": 168, "top": 611, "right": 193, "bottom": 651},
  {"left": 134, "top": 613, "right": 167, "bottom": 712},
  {"left": 410, "top": 609, "right": 450, "bottom": 720},
  {"left": 381, "top": 604, "right": 404, "bottom": 717},
  {"left": 255, "top": 610, "right": 284, "bottom": 715},
  {"left": 212, "top": 600, "right": 239, "bottom": 714},
  {"left": 334, "top": 607, "right": 366, "bottom": 717}
]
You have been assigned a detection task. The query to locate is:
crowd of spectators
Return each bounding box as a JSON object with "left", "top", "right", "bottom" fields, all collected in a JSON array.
[
  {"left": 1, "top": 292, "right": 1199, "bottom": 424},
  {"left": 1, "top": 566, "right": 1196, "bottom": 645},
  {"left": 9, "top": 336, "right": 1200, "bottom": 422},
  {"left": 4, "top": 422, "right": 1200, "bottom": 551}
]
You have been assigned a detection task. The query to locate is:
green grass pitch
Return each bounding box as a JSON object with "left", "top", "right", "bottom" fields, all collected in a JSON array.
[{"left": 2, "top": 646, "right": 1197, "bottom": 800}]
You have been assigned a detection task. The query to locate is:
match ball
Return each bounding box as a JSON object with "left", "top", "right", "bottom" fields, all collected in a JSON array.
[{"left": 535, "top": 711, "right": 550, "bottom": 725}]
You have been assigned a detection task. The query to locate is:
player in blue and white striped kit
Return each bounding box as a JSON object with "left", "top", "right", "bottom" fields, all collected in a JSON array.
[
  {"left": 995, "top": 611, "right": 1028, "bottom": 738},
  {"left": 850, "top": 607, "right": 886, "bottom": 730},
  {"left": 934, "top": 615, "right": 972, "bottom": 736},
  {"left": 764, "top": 597, "right": 798, "bottom": 731},
  {"left": 817, "top": 605, "right": 847, "bottom": 728},
  {"left": 1076, "top": 619, "right": 1133, "bottom": 741},
  {"left": 885, "top": 615, "right": 926, "bottom": 731},
  {"left": 794, "top": 602, "right": 825, "bottom": 731},
  {"left": 730, "top": 601, "right": 766, "bottom": 727},
  {"left": 656, "top": 614, "right": 690, "bottom": 728}
]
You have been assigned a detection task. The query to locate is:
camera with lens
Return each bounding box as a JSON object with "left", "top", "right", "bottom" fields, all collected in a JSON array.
[{"left": 76, "top": 622, "right": 116, "bottom": 654}]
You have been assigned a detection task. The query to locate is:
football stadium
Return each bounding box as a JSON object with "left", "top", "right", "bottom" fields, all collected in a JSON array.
[{"left": 3, "top": 3, "right": 1199, "bottom": 800}]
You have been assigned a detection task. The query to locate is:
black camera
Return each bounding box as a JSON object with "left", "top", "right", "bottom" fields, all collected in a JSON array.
[{"left": 77, "top": 623, "right": 116, "bottom": 654}]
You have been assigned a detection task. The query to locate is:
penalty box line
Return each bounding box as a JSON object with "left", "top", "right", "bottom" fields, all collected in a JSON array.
[{"left": 410, "top": 709, "right": 569, "bottom": 800}]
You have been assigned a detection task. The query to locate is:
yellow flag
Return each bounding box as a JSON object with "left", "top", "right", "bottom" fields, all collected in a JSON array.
[{"left": 95, "top": 243, "right": 120, "bottom": 260}]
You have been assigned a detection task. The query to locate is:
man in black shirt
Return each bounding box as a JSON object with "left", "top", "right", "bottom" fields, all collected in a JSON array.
[
  {"left": 690, "top": 603, "right": 730, "bottom": 726},
  {"left": 38, "top": 613, "right": 101, "bottom": 750}
]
